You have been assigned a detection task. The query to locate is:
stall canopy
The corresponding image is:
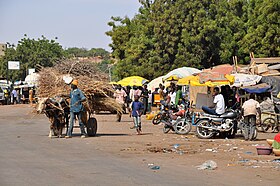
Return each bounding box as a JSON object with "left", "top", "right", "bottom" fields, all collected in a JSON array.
[
  {"left": 117, "top": 76, "right": 148, "bottom": 87},
  {"left": 109, "top": 81, "right": 118, "bottom": 85},
  {"left": 178, "top": 73, "right": 234, "bottom": 87},
  {"left": 148, "top": 76, "right": 164, "bottom": 91},
  {"left": 261, "top": 76, "right": 280, "bottom": 96},
  {"left": 177, "top": 75, "right": 199, "bottom": 85},
  {"left": 204, "top": 64, "right": 237, "bottom": 75},
  {"left": 162, "top": 67, "right": 201, "bottom": 81},
  {"left": 241, "top": 83, "right": 271, "bottom": 94},
  {"left": 231, "top": 73, "right": 262, "bottom": 87},
  {"left": 199, "top": 72, "right": 234, "bottom": 84}
]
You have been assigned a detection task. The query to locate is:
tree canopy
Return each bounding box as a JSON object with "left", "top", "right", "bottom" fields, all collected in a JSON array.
[
  {"left": 107, "top": 0, "right": 280, "bottom": 80},
  {"left": 0, "top": 36, "right": 111, "bottom": 82},
  {"left": 0, "top": 35, "right": 65, "bottom": 81},
  {"left": 65, "top": 47, "right": 110, "bottom": 60}
]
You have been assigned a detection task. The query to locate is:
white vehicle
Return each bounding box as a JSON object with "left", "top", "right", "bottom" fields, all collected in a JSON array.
[{"left": 0, "top": 86, "right": 5, "bottom": 104}]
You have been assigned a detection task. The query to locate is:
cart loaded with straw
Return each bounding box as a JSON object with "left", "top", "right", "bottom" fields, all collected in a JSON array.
[{"left": 36, "top": 60, "right": 123, "bottom": 137}]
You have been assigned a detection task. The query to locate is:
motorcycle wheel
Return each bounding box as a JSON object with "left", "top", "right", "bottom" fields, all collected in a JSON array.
[
  {"left": 174, "top": 119, "right": 192, "bottom": 135},
  {"left": 196, "top": 119, "right": 215, "bottom": 139},
  {"left": 226, "top": 122, "right": 238, "bottom": 139},
  {"left": 262, "top": 117, "right": 276, "bottom": 133},
  {"left": 163, "top": 125, "right": 171, "bottom": 133},
  {"left": 152, "top": 113, "right": 162, "bottom": 125},
  {"left": 224, "top": 128, "right": 235, "bottom": 139}
]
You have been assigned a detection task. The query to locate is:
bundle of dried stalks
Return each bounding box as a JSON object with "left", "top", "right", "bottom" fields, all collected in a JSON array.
[
  {"left": 37, "top": 66, "right": 122, "bottom": 114},
  {"left": 54, "top": 59, "right": 108, "bottom": 81}
]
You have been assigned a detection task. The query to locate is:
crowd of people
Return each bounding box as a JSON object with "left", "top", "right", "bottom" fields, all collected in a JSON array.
[
  {"left": 0, "top": 85, "right": 35, "bottom": 105},
  {"left": 71, "top": 78, "right": 280, "bottom": 154},
  {"left": 112, "top": 82, "right": 189, "bottom": 134},
  {"left": 111, "top": 82, "right": 277, "bottom": 142}
]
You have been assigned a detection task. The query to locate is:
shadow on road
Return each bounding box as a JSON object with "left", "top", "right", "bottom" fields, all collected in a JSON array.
[{"left": 95, "top": 133, "right": 130, "bottom": 137}]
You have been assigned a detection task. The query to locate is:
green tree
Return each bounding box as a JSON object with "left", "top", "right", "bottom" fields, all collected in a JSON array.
[
  {"left": 240, "top": 0, "right": 280, "bottom": 60},
  {"left": 107, "top": 0, "right": 279, "bottom": 80},
  {"left": 65, "top": 47, "right": 110, "bottom": 59},
  {"left": 65, "top": 47, "right": 89, "bottom": 57},
  {"left": 0, "top": 35, "right": 65, "bottom": 81}
]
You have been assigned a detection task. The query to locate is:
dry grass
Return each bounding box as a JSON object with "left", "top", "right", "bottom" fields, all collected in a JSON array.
[{"left": 36, "top": 59, "right": 122, "bottom": 114}]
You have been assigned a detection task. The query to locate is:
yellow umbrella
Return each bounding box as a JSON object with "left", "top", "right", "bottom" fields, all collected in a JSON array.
[
  {"left": 177, "top": 76, "right": 199, "bottom": 85},
  {"left": 117, "top": 76, "right": 148, "bottom": 87},
  {"left": 204, "top": 81, "right": 231, "bottom": 87},
  {"left": 165, "top": 75, "right": 180, "bottom": 81},
  {"left": 225, "top": 74, "right": 235, "bottom": 84},
  {"left": 181, "top": 74, "right": 235, "bottom": 87}
]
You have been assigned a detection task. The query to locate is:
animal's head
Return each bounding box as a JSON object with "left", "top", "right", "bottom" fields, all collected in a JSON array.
[{"left": 36, "top": 98, "right": 48, "bottom": 114}]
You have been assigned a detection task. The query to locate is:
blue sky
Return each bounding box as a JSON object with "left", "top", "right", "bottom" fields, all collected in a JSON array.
[{"left": 0, "top": 0, "right": 141, "bottom": 51}]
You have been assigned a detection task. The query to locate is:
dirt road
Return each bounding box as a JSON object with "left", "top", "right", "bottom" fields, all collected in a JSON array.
[{"left": 0, "top": 105, "right": 279, "bottom": 185}]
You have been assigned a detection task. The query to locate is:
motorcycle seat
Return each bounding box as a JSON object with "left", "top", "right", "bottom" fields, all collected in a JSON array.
[{"left": 202, "top": 113, "right": 220, "bottom": 118}]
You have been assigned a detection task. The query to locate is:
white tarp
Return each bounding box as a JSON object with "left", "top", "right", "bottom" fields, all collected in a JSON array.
[
  {"left": 162, "top": 67, "right": 201, "bottom": 81},
  {"left": 231, "top": 73, "right": 262, "bottom": 87},
  {"left": 148, "top": 76, "right": 164, "bottom": 91},
  {"left": 25, "top": 73, "right": 40, "bottom": 86}
]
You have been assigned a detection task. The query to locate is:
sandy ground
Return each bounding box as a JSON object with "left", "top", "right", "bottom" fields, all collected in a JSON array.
[{"left": 0, "top": 104, "right": 279, "bottom": 185}]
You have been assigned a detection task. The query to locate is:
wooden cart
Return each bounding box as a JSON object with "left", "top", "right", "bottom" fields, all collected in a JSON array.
[
  {"left": 68, "top": 110, "right": 98, "bottom": 137},
  {"left": 258, "top": 112, "right": 280, "bottom": 133}
]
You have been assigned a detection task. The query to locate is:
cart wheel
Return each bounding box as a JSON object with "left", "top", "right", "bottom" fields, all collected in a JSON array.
[
  {"left": 262, "top": 117, "right": 276, "bottom": 133},
  {"left": 256, "top": 123, "right": 264, "bottom": 132},
  {"left": 87, "top": 118, "right": 97, "bottom": 137}
]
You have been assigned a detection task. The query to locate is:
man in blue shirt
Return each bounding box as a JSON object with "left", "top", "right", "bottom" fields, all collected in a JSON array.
[{"left": 66, "top": 80, "right": 87, "bottom": 138}]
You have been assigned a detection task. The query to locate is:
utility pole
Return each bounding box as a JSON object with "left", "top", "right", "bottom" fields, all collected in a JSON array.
[{"left": 108, "top": 65, "right": 112, "bottom": 82}]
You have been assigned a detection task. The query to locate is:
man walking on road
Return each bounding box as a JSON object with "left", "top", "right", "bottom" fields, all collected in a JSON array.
[
  {"left": 114, "top": 85, "right": 127, "bottom": 122},
  {"left": 11, "top": 88, "right": 17, "bottom": 104},
  {"left": 66, "top": 79, "right": 87, "bottom": 138},
  {"left": 241, "top": 94, "right": 261, "bottom": 141},
  {"left": 131, "top": 95, "right": 144, "bottom": 135},
  {"left": 141, "top": 84, "right": 149, "bottom": 115}
]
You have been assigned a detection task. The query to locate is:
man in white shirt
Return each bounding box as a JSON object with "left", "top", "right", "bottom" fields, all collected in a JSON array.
[
  {"left": 11, "top": 89, "right": 18, "bottom": 104},
  {"left": 168, "top": 87, "right": 177, "bottom": 105},
  {"left": 241, "top": 94, "right": 261, "bottom": 141},
  {"left": 202, "top": 87, "right": 225, "bottom": 115}
]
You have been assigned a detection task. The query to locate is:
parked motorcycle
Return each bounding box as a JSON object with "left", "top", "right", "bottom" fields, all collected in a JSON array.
[
  {"left": 152, "top": 101, "right": 192, "bottom": 134},
  {"left": 152, "top": 100, "right": 178, "bottom": 125},
  {"left": 173, "top": 101, "right": 193, "bottom": 135},
  {"left": 196, "top": 109, "right": 238, "bottom": 139}
]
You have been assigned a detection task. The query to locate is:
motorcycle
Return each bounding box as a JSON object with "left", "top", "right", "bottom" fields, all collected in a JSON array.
[
  {"left": 196, "top": 109, "right": 238, "bottom": 139},
  {"left": 173, "top": 101, "right": 193, "bottom": 135},
  {"left": 152, "top": 101, "right": 177, "bottom": 133},
  {"left": 152, "top": 100, "right": 178, "bottom": 125},
  {"left": 152, "top": 101, "right": 192, "bottom": 134}
]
